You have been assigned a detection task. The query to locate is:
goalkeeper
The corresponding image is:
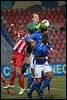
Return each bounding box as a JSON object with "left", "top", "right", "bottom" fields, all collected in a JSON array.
[
  {"left": 22, "top": 13, "right": 45, "bottom": 75},
  {"left": 22, "top": 13, "right": 47, "bottom": 74},
  {"left": 22, "top": 13, "right": 40, "bottom": 74}
]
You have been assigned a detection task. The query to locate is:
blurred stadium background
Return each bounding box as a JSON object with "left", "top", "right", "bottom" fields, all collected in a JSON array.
[{"left": 1, "top": 1, "right": 66, "bottom": 99}]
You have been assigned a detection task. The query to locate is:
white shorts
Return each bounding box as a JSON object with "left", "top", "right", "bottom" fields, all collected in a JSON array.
[
  {"left": 30, "top": 53, "right": 35, "bottom": 69},
  {"left": 35, "top": 61, "right": 52, "bottom": 78}
]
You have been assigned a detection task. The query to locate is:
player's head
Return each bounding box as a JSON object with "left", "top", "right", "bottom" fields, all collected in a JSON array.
[
  {"left": 18, "top": 24, "right": 29, "bottom": 37},
  {"left": 31, "top": 13, "right": 39, "bottom": 23}
]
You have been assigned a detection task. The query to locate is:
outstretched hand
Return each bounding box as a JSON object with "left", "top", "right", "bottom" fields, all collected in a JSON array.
[{"left": 8, "top": 24, "right": 15, "bottom": 32}]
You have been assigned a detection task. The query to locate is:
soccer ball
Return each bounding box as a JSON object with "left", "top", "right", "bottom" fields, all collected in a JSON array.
[{"left": 42, "top": 20, "right": 50, "bottom": 27}]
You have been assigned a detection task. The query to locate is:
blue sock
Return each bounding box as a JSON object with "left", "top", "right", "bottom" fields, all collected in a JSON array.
[
  {"left": 29, "top": 80, "right": 40, "bottom": 93},
  {"left": 40, "top": 77, "right": 51, "bottom": 91},
  {"left": 27, "top": 76, "right": 33, "bottom": 88}
]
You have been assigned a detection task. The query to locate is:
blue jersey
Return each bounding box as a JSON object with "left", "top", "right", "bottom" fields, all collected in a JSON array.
[
  {"left": 25, "top": 31, "right": 51, "bottom": 47},
  {"left": 34, "top": 43, "right": 50, "bottom": 64},
  {"left": 24, "top": 31, "right": 51, "bottom": 64},
  {"left": 24, "top": 31, "right": 42, "bottom": 44}
]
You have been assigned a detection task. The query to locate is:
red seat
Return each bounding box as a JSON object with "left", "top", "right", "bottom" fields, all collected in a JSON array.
[
  {"left": 56, "top": 44, "right": 60, "bottom": 49},
  {"left": 56, "top": 57, "right": 60, "bottom": 63},
  {"left": 60, "top": 57, "right": 65, "bottom": 63},
  {"left": 50, "top": 58, "right": 55, "bottom": 63},
  {"left": 63, "top": 40, "right": 66, "bottom": 45},
  {"left": 8, "top": 19, "right": 13, "bottom": 24}
]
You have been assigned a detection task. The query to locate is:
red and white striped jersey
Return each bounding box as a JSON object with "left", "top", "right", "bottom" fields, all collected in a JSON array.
[{"left": 13, "top": 32, "right": 28, "bottom": 54}]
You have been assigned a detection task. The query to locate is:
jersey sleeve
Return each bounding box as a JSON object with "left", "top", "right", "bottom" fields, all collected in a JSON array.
[
  {"left": 24, "top": 33, "right": 36, "bottom": 42},
  {"left": 29, "top": 33, "right": 36, "bottom": 39},
  {"left": 24, "top": 34, "right": 30, "bottom": 42}
]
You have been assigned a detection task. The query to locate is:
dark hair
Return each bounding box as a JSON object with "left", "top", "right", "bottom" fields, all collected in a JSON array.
[{"left": 31, "top": 13, "right": 39, "bottom": 19}]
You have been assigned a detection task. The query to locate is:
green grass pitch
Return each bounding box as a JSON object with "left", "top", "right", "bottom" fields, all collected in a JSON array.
[{"left": 1, "top": 76, "right": 66, "bottom": 99}]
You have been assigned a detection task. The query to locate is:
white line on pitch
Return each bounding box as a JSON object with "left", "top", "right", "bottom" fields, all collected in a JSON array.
[{"left": 52, "top": 88, "right": 66, "bottom": 91}]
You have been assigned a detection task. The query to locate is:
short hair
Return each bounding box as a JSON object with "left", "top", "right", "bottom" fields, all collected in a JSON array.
[{"left": 31, "top": 13, "right": 39, "bottom": 19}]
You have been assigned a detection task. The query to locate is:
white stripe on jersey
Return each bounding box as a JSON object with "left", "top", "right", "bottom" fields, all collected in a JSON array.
[
  {"left": 18, "top": 42, "right": 26, "bottom": 53},
  {"left": 13, "top": 39, "right": 22, "bottom": 50},
  {"left": 13, "top": 33, "right": 28, "bottom": 52}
]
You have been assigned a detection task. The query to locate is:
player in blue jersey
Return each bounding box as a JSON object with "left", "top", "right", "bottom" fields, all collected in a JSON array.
[
  {"left": 27, "top": 38, "right": 52, "bottom": 99},
  {"left": 25, "top": 21, "right": 59, "bottom": 99}
]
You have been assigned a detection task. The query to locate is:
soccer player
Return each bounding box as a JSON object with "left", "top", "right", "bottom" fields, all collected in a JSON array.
[
  {"left": 26, "top": 38, "right": 52, "bottom": 99},
  {"left": 25, "top": 20, "right": 59, "bottom": 99},
  {"left": 27, "top": 26, "right": 59, "bottom": 98},
  {"left": 5, "top": 24, "right": 29, "bottom": 95}
]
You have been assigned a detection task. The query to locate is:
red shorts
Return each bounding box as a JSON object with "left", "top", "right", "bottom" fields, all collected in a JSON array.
[{"left": 10, "top": 51, "right": 25, "bottom": 68}]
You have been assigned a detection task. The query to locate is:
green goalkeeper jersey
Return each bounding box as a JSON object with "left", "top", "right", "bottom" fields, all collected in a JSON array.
[
  {"left": 27, "top": 22, "right": 38, "bottom": 34},
  {"left": 27, "top": 22, "right": 47, "bottom": 33}
]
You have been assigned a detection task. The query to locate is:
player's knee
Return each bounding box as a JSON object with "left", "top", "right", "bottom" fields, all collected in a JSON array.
[{"left": 46, "top": 72, "right": 53, "bottom": 79}]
